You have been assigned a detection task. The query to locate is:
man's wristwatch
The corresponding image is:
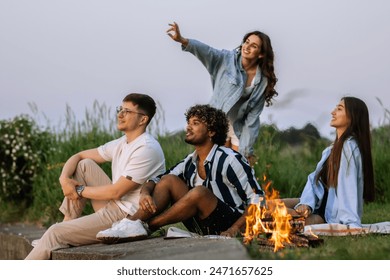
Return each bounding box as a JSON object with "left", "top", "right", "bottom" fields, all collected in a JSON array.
[{"left": 75, "top": 185, "right": 85, "bottom": 197}]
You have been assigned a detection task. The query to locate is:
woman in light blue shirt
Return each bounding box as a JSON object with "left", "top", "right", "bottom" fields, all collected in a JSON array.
[
  {"left": 284, "top": 97, "right": 375, "bottom": 228},
  {"left": 167, "top": 22, "right": 278, "bottom": 164}
]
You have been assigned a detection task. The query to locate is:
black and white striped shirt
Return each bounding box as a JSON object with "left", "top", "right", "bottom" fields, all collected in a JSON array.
[{"left": 159, "top": 144, "right": 264, "bottom": 213}]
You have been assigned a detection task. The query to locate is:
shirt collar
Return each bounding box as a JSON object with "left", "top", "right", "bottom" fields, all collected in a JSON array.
[{"left": 190, "top": 144, "right": 219, "bottom": 165}]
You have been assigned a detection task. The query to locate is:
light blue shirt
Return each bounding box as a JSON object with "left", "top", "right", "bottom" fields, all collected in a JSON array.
[
  {"left": 183, "top": 39, "right": 268, "bottom": 157},
  {"left": 298, "top": 137, "right": 364, "bottom": 228}
]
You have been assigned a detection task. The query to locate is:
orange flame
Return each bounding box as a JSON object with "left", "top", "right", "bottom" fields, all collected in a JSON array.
[{"left": 244, "top": 175, "right": 292, "bottom": 252}]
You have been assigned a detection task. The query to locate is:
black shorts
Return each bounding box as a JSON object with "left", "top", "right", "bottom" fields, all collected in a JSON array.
[{"left": 182, "top": 199, "right": 242, "bottom": 235}]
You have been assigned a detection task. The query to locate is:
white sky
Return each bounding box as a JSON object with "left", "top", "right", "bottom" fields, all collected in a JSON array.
[{"left": 1, "top": 0, "right": 389, "bottom": 139}]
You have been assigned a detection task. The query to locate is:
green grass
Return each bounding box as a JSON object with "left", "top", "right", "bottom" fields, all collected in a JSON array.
[{"left": 246, "top": 233, "right": 390, "bottom": 260}]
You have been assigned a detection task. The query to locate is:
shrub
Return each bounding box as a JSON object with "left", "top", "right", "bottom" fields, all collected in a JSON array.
[{"left": 0, "top": 115, "right": 54, "bottom": 204}]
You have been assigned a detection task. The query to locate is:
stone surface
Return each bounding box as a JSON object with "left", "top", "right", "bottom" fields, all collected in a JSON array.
[{"left": 0, "top": 223, "right": 250, "bottom": 260}]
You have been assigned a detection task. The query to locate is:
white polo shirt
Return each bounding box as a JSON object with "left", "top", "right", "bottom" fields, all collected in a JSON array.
[{"left": 98, "top": 132, "right": 165, "bottom": 215}]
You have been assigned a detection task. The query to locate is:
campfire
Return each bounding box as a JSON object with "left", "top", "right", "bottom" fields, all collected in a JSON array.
[{"left": 243, "top": 175, "right": 323, "bottom": 252}]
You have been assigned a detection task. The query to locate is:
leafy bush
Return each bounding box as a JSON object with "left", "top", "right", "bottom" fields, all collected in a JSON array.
[{"left": 0, "top": 115, "right": 54, "bottom": 204}]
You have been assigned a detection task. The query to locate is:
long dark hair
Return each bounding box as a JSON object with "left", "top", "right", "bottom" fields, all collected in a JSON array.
[
  {"left": 239, "top": 31, "right": 278, "bottom": 106},
  {"left": 317, "top": 97, "right": 375, "bottom": 202}
]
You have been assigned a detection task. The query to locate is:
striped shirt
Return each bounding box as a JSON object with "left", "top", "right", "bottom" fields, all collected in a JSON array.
[{"left": 154, "top": 144, "right": 264, "bottom": 213}]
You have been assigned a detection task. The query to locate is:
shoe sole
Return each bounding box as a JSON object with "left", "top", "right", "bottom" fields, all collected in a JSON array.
[{"left": 97, "top": 234, "right": 147, "bottom": 244}]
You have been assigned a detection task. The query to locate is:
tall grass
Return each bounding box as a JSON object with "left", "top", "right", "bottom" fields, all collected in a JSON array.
[{"left": 371, "top": 98, "right": 390, "bottom": 203}]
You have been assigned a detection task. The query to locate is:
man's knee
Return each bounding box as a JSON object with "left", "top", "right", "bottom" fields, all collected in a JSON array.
[
  {"left": 77, "top": 158, "right": 97, "bottom": 172},
  {"left": 41, "top": 222, "right": 65, "bottom": 243},
  {"left": 156, "top": 174, "right": 186, "bottom": 190},
  {"left": 188, "top": 185, "right": 214, "bottom": 200},
  {"left": 159, "top": 174, "right": 180, "bottom": 184}
]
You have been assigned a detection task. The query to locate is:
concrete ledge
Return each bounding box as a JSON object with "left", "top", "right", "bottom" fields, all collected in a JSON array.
[
  {"left": 0, "top": 223, "right": 46, "bottom": 260},
  {"left": 1, "top": 223, "right": 250, "bottom": 260},
  {"left": 53, "top": 237, "right": 249, "bottom": 260}
]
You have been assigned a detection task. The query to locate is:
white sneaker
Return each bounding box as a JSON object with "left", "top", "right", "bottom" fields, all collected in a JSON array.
[
  {"left": 31, "top": 239, "right": 40, "bottom": 247},
  {"left": 96, "top": 218, "right": 148, "bottom": 244}
]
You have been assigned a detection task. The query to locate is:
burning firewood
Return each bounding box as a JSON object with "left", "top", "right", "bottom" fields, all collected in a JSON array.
[
  {"left": 244, "top": 176, "right": 324, "bottom": 252},
  {"left": 260, "top": 216, "right": 305, "bottom": 234},
  {"left": 289, "top": 234, "right": 309, "bottom": 247},
  {"left": 248, "top": 233, "right": 323, "bottom": 251}
]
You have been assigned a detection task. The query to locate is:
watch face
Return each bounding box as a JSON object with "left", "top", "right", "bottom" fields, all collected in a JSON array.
[{"left": 76, "top": 185, "right": 84, "bottom": 195}]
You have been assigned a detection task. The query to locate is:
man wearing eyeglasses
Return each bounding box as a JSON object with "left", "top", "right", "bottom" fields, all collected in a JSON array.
[{"left": 25, "top": 93, "right": 166, "bottom": 260}]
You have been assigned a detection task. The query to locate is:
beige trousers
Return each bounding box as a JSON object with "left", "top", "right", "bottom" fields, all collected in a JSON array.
[{"left": 25, "top": 159, "right": 128, "bottom": 260}]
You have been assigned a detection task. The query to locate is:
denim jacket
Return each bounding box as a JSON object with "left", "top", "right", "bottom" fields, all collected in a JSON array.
[
  {"left": 183, "top": 39, "right": 268, "bottom": 157},
  {"left": 297, "top": 137, "right": 364, "bottom": 228}
]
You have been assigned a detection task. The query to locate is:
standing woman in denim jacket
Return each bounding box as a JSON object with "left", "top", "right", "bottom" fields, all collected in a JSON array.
[
  {"left": 283, "top": 97, "right": 375, "bottom": 228},
  {"left": 167, "top": 22, "right": 278, "bottom": 164}
]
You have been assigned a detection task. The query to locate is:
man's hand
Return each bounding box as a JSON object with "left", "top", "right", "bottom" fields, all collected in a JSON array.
[
  {"left": 59, "top": 177, "right": 81, "bottom": 200},
  {"left": 220, "top": 225, "right": 240, "bottom": 238},
  {"left": 139, "top": 193, "right": 157, "bottom": 214}
]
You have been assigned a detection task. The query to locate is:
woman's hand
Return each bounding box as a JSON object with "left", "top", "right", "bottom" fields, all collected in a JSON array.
[
  {"left": 166, "top": 22, "right": 188, "bottom": 46},
  {"left": 295, "top": 204, "right": 312, "bottom": 218}
]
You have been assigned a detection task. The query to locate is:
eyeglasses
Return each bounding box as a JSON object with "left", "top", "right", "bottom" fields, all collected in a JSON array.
[{"left": 116, "top": 106, "right": 145, "bottom": 116}]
